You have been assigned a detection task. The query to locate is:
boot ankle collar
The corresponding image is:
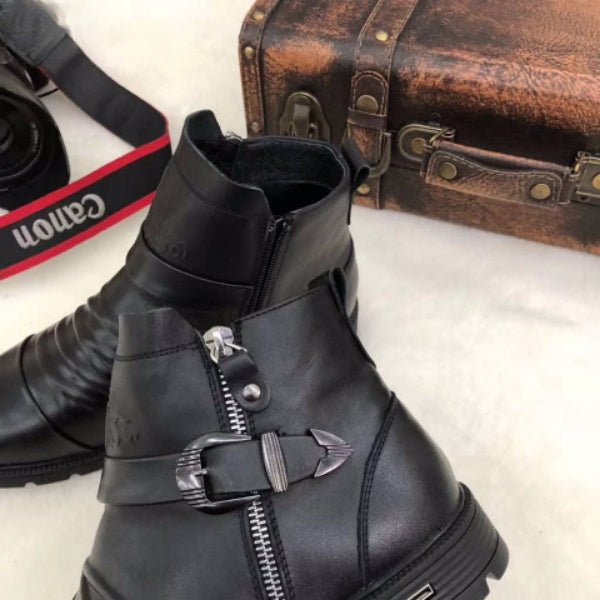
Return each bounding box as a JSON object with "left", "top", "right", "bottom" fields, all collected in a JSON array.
[
  {"left": 175, "top": 111, "right": 352, "bottom": 219},
  {"left": 173, "top": 111, "right": 272, "bottom": 218}
]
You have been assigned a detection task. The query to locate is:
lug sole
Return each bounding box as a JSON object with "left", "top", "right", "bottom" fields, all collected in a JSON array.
[
  {"left": 0, "top": 448, "right": 104, "bottom": 488},
  {"left": 353, "top": 485, "right": 508, "bottom": 600}
]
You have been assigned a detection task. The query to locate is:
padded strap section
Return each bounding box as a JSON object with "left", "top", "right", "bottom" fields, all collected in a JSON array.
[
  {"left": 42, "top": 36, "right": 165, "bottom": 146},
  {"left": 0, "top": 1, "right": 165, "bottom": 146},
  {"left": 125, "top": 235, "right": 253, "bottom": 308},
  {"left": 0, "top": 0, "right": 67, "bottom": 66},
  {"left": 98, "top": 435, "right": 325, "bottom": 506}
]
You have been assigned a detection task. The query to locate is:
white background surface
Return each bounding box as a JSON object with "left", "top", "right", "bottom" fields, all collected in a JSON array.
[{"left": 1, "top": 1, "right": 599, "bottom": 598}]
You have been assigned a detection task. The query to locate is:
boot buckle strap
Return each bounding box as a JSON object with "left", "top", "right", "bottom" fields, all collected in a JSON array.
[
  {"left": 98, "top": 430, "right": 352, "bottom": 511},
  {"left": 176, "top": 429, "right": 353, "bottom": 513}
]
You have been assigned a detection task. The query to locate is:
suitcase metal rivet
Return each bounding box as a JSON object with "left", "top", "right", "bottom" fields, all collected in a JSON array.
[
  {"left": 592, "top": 173, "right": 600, "bottom": 190},
  {"left": 438, "top": 162, "right": 458, "bottom": 181},
  {"left": 253, "top": 9, "right": 266, "bottom": 21},
  {"left": 244, "top": 46, "right": 256, "bottom": 60},
  {"left": 530, "top": 183, "right": 552, "bottom": 201},
  {"left": 357, "top": 183, "right": 371, "bottom": 195},
  {"left": 357, "top": 94, "right": 379, "bottom": 114},
  {"left": 375, "top": 30, "right": 390, "bottom": 42},
  {"left": 410, "top": 137, "right": 427, "bottom": 156}
]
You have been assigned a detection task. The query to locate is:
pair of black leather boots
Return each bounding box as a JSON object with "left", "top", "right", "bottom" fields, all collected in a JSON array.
[{"left": 1, "top": 111, "right": 508, "bottom": 600}]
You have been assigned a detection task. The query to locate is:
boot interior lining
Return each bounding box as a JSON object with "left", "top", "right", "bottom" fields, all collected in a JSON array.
[{"left": 196, "top": 137, "right": 345, "bottom": 215}]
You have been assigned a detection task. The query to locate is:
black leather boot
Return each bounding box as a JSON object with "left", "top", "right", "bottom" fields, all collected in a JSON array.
[
  {"left": 0, "top": 110, "right": 364, "bottom": 487},
  {"left": 76, "top": 280, "right": 508, "bottom": 600}
]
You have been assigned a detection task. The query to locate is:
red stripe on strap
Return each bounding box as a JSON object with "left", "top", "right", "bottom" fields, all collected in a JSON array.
[
  {"left": 0, "top": 193, "right": 155, "bottom": 280},
  {"left": 0, "top": 132, "right": 170, "bottom": 228}
]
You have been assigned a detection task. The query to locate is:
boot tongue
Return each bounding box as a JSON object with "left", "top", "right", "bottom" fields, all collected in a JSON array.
[{"left": 142, "top": 111, "right": 272, "bottom": 285}]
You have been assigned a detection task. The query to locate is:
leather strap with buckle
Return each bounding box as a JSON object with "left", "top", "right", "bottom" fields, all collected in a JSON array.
[
  {"left": 347, "top": 0, "right": 421, "bottom": 209},
  {"left": 98, "top": 429, "right": 352, "bottom": 513},
  {"left": 398, "top": 122, "right": 600, "bottom": 209}
]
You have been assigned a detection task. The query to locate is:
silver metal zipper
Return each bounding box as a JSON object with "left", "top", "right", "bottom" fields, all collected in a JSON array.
[{"left": 204, "top": 327, "right": 287, "bottom": 600}]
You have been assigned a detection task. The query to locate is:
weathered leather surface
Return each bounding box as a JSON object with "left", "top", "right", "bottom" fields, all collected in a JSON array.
[
  {"left": 392, "top": 0, "right": 600, "bottom": 150},
  {"left": 240, "top": 0, "right": 600, "bottom": 252},
  {"left": 383, "top": 165, "right": 600, "bottom": 254},
  {"left": 242, "top": 0, "right": 600, "bottom": 155}
]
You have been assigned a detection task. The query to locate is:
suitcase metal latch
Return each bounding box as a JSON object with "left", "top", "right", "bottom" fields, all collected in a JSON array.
[
  {"left": 573, "top": 152, "right": 600, "bottom": 204},
  {"left": 279, "top": 92, "right": 331, "bottom": 142},
  {"left": 397, "top": 123, "right": 456, "bottom": 163}
]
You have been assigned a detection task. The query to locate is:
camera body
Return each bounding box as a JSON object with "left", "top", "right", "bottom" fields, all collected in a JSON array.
[{"left": 0, "top": 42, "right": 69, "bottom": 212}]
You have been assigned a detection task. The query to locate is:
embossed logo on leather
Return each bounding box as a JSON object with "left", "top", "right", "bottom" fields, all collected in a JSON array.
[
  {"left": 106, "top": 403, "right": 139, "bottom": 450},
  {"left": 154, "top": 228, "right": 188, "bottom": 261}
]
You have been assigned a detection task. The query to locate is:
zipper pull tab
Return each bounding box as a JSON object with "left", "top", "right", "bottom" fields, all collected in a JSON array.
[
  {"left": 203, "top": 326, "right": 241, "bottom": 363},
  {"left": 203, "top": 326, "right": 271, "bottom": 413}
]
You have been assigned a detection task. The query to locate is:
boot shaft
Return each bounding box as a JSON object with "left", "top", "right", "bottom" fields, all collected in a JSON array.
[{"left": 138, "top": 110, "right": 359, "bottom": 319}]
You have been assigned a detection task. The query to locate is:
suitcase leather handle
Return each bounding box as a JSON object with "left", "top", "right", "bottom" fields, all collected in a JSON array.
[{"left": 421, "top": 140, "right": 578, "bottom": 209}]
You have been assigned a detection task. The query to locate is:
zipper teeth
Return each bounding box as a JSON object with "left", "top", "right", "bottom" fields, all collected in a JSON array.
[
  {"left": 253, "top": 219, "right": 288, "bottom": 311},
  {"left": 248, "top": 502, "right": 286, "bottom": 600},
  {"left": 219, "top": 373, "right": 247, "bottom": 433},
  {"left": 217, "top": 369, "right": 286, "bottom": 600}
]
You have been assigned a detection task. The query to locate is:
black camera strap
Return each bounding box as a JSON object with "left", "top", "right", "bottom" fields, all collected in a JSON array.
[{"left": 0, "top": 1, "right": 171, "bottom": 280}]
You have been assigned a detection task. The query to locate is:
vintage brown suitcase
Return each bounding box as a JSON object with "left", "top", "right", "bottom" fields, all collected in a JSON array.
[{"left": 239, "top": 0, "right": 600, "bottom": 254}]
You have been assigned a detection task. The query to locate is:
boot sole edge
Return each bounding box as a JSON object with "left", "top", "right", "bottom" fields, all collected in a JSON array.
[
  {"left": 0, "top": 448, "right": 104, "bottom": 487},
  {"left": 353, "top": 485, "right": 509, "bottom": 600},
  {"left": 75, "top": 486, "right": 508, "bottom": 600}
]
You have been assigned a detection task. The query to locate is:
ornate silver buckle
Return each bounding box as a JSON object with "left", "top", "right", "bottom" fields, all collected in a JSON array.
[{"left": 176, "top": 432, "right": 259, "bottom": 513}]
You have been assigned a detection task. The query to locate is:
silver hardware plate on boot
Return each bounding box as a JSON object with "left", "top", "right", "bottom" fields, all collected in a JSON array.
[
  {"left": 176, "top": 432, "right": 259, "bottom": 513},
  {"left": 311, "top": 429, "right": 353, "bottom": 478},
  {"left": 261, "top": 429, "right": 353, "bottom": 492},
  {"left": 177, "top": 429, "right": 353, "bottom": 510},
  {"left": 404, "top": 584, "right": 436, "bottom": 600},
  {"left": 261, "top": 432, "right": 289, "bottom": 493}
]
